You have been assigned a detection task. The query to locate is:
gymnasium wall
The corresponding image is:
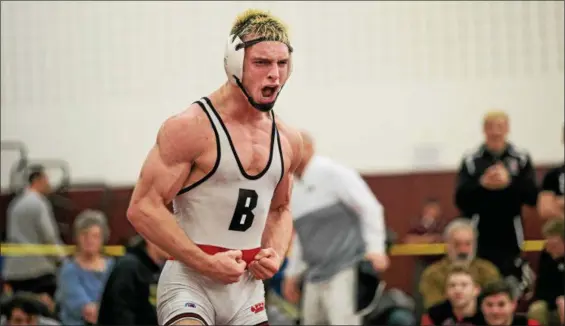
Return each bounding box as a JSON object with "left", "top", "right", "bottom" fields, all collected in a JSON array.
[{"left": 1, "top": 1, "right": 563, "bottom": 190}]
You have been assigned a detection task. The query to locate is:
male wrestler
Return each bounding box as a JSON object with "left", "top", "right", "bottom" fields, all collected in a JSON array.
[{"left": 126, "top": 9, "right": 302, "bottom": 326}]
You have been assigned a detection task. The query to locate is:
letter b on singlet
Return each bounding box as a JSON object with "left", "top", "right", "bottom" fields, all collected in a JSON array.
[{"left": 228, "top": 188, "right": 258, "bottom": 232}]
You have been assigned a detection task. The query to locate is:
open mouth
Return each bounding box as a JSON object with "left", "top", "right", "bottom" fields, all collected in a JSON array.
[{"left": 261, "top": 86, "right": 278, "bottom": 98}]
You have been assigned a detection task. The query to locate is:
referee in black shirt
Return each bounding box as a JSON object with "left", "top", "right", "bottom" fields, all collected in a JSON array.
[{"left": 454, "top": 111, "right": 538, "bottom": 277}]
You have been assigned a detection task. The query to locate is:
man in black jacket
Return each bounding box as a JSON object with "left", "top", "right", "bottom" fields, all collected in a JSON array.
[
  {"left": 97, "top": 235, "right": 168, "bottom": 325},
  {"left": 454, "top": 111, "right": 538, "bottom": 277},
  {"left": 527, "top": 219, "right": 565, "bottom": 325}
]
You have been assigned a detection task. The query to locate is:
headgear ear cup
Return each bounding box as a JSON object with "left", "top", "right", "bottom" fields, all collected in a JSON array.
[{"left": 224, "top": 34, "right": 245, "bottom": 85}]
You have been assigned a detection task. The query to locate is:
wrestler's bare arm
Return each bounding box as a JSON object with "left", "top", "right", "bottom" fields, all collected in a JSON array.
[
  {"left": 127, "top": 107, "right": 213, "bottom": 273},
  {"left": 262, "top": 125, "right": 303, "bottom": 258}
]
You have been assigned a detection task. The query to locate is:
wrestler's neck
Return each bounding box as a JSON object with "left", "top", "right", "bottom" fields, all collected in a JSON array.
[{"left": 211, "top": 83, "right": 270, "bottom": 123}]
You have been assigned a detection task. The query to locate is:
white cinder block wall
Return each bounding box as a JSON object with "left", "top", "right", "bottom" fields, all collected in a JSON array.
[{"left": 1, "top": 1, "right": 563, "bottom": 188}]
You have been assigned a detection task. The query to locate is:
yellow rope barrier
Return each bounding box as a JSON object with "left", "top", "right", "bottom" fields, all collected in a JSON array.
[
  {"left": 388, "top": 240, "right": 545, "bottom": 256},
  {"left": 0, "top": 240, "right": 545, "bottom": 257},
  {"left": 0, "top": 244, "right": 125, "bottom": 256}
]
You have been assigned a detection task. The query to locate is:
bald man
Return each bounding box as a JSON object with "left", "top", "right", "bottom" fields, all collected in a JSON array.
[
  {"left": 282, "top": 131, "right": 389, "bottom": 325},
  {"left": 454, "top": 111, "right": 538, "bottom": 278}
]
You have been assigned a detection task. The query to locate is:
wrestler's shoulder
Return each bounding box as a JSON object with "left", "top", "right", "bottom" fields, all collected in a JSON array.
[
  {"left": 157, "top": 104, "right": 214, "bottom": 153},
  {"left": 273, "top": 114, "right": 303, "bottom": 166},
  {"left": 162, "top": 103, "right": 214, "bottom": 132}
]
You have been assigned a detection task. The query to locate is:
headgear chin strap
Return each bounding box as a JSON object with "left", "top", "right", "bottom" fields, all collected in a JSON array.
[
  {"left": 224, "top": 34, "right": 293, "bottom": 112},
  {"left": 234, "top": 77, "right": 284, "bottom": 112}
]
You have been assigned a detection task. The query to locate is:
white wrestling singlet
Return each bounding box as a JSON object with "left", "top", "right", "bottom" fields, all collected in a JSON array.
[{"left": 157, "top": 96, "right": 284, "bottom": 326}]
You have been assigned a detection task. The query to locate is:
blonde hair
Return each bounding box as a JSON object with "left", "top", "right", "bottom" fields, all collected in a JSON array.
[
  {"left": 483, "top": 110, "right": 509, "bottom": 125},
  {"left": 446, "top": 263, "right": 477, "bottom": 286},
  {"left": 446, "top": 263, "right": 473, "bottom": 278},
  {"left": 230, "top": 9, "right": 290, "bottom": 45}
]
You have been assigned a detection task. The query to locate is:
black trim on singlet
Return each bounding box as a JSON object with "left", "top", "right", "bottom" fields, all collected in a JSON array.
[
  {"left": 203, "top": 96, "right": 276, "bottom": 181},
  {"left": 177, "top": 100, "right": 221, "bottom": 196},
  {"left": 276, "top": 127, "right": 285, "bottom": 185},
  {"left": 164, "top": 312, "right": 209, "bottom": 326}
]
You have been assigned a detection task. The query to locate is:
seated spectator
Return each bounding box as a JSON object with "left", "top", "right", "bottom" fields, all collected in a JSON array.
[
  {"left": 97, "top": 235, "right": 168, "bottom": 325},
  {"left": 0, "top": 292, "right": 60, "bottom": 326},
  {"left": 3, "top": 165, "right": 66, "bottom": 301},
  {"left": 404, "top": 198, "right": 445, "bottom": 249},
  {"left": 419, "top": 218, "right": 501, "bottom": 308},
  {"left": 527, "top": 218, "right": 565, "bottom": 325},
  {"left": 421, "top": 264, "right": 483, "bottom": 325},
  {"left": 480, "top": 280, "right": 539, "bottom": 325},
  {"left": 55, "top": 210, "right": 114, "bottom": 326}
]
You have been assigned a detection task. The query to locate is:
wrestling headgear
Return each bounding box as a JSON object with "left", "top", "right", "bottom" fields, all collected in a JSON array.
[{"left": 224, "top": 34, "right": 293, "bottom": 112}]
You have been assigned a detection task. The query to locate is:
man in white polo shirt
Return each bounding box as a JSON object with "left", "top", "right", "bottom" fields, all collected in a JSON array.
[{"left": 282, "top": 131, "right": 390, "bottom": 325}]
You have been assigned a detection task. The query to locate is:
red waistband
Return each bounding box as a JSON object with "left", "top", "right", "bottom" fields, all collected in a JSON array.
[{"left": 168, "top": 244, "right": 261, "bottom": 266}]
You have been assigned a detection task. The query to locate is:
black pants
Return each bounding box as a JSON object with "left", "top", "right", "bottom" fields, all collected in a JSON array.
[{"left": 6, "top": 273, "right": 57, "bottom": 298}]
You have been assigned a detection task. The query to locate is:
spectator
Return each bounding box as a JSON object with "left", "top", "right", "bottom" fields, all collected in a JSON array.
[
  {"left": 528, "top": 127, "right": 564, "bottom": 325},
  {"left": 55, "top": 210, "right": 114, "bottom": 326},
  {"left": 537, "top": 127, "right": 564, "bottom": 220},
  {"left": 403, "top": 198, "right": 445, "bottom": 318},
  {"left": 537, "top": 166, "right": 564, "bottom": 219},
  {"left": 282, "top": 131, "right": 390, "bottom": 325},
  {"left": 403, "top": 198, "right": 445, "bottom": 255},
  {"left": 480, "top": 280, "right": 540, "bottom": 325},
  {"left": 421, "top": 264, "right": 483, "bottom": 325},
  {"left": 527, "top": 218, "right": 565, "bottom": 325},
  {"left": 454, "top": 111, "right": 538, "bottom": 277},
  {"left": 2, "top": 165, "right": 65, "bottom": 300},
  {"left": 419, "top": 218, "right": 501, "bottom": 308},
  {"left": 97, "top": 235, "right": 167, "bottom": 325},
  {"left": 0, "top": 292, "right": 60, "bottom": 326}
]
